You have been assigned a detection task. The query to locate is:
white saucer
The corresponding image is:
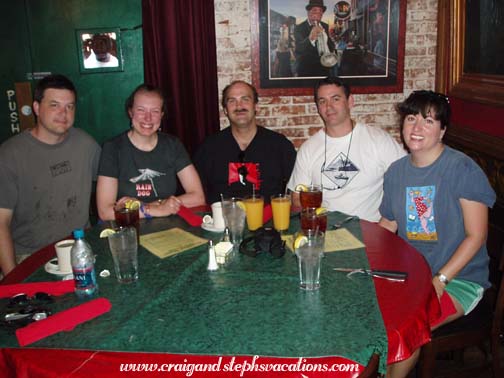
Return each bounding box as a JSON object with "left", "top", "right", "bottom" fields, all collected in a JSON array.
[
  {"left": 201, "top": 222, "right": 225, "bottom": 233},
  {"left": 44, "top": 258, "right": 73, "bottom": 276}
]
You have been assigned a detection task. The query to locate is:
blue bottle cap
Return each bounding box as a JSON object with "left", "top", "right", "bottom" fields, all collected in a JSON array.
[{"left": 73, "top": 229, "right": 84, "bottom": 239}]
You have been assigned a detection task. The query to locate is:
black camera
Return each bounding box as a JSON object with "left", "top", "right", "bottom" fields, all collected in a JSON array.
[{"left": 239, "top": 227, "right": 286, "bottom": 258}]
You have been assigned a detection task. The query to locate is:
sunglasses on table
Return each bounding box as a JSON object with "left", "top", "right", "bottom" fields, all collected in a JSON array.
[
  {"left": 2, "top": 293, "right": 54, "bottom": 328},
  {"left": 7, "top": 292, "right": 54, "bottom": 308}
]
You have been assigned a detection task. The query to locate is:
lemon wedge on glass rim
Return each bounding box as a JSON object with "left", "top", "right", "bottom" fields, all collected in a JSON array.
[
  {"left": 294, "top": 235, "right": 308, "bottom": 249},
  {"left": 236, "top": 201, "right": 246, "bottom": 211},
  {"left": 124, "top": 199, "right": 141, "bottom": 210},
  {"left": 315, "top": 207, "right": 327, "bottom": 215},
  {"left": 294, "top": 184, "right": 308, "bottom": 192},
  {"left": 99, "top": 228, "right": 117, "bottom": 238}
]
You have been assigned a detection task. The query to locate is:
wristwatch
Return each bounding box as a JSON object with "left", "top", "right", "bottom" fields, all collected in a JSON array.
[{"left": 435, "top": 272, "right": 450, "bottom": 285}]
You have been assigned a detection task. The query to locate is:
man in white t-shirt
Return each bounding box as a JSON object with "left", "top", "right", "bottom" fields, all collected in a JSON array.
[{"left": 287, "top": 77, "right": 406, "bottom": 221}]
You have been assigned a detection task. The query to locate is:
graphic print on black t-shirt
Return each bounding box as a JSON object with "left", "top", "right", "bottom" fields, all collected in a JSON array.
[
  {"left": 228, "top": 162, "right": 261, "bottom": 189},
  {"left": 130, "top": 168, "right": 166, "bottom": 197}
]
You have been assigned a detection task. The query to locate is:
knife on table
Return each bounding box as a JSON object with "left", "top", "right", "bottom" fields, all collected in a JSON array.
[{"left": 333, "top": 268, "right": 408, "bottom": 282}]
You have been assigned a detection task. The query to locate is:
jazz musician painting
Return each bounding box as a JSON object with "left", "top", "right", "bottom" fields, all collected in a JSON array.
[{"left": 294, "top": 0, "right": 336, "bottom": 77}]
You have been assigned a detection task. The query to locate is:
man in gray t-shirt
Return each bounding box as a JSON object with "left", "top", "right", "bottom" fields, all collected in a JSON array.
[{"left": 0, "top": 75, "right": 101, "bottom": 276}]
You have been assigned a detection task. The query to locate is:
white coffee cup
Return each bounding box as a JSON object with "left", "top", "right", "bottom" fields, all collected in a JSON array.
[
  {"left": 53, "top": 239, "right": 75, "bottom": 273},
  {"left": 211, "top": 201, "right": 225, "bottom": 229}
]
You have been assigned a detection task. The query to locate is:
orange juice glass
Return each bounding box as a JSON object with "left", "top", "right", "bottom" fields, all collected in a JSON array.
[
  {"left": 244, "top": 195, "right": 264, "bottom": 231},
  {"left": 271, "top": 194, "right": 291, "bottom": 232}
]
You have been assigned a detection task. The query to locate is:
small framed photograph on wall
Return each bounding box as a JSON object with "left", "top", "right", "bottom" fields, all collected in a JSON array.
[{"left": 76, "top": 28, "right": 123, "bottom": 73}]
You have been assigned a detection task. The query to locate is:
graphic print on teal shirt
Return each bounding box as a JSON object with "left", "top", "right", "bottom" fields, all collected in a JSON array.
[{"left": 406, "top": 186, "right": 438, "bottom": 241}]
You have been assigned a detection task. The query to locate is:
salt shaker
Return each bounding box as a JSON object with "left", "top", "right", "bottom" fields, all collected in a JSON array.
[{"left": 207, "top": 240, "right": 219, "bottom": 271}]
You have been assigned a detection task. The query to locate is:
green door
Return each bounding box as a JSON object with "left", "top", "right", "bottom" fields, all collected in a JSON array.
[{"left": 0, "top": 0, "right": 144, "bottom": 145}]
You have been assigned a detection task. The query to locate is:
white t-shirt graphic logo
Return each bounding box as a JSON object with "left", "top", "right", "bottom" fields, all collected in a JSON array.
[{"left": 322, "top": 152, "right": 359, "bottom": 189}]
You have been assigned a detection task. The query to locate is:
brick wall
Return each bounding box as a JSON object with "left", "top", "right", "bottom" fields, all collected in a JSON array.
[{"left": 214, "top": 0, "right": 438, "bottom": 146}]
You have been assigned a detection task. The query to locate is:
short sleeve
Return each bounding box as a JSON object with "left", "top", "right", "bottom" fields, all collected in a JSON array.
[
  {"left": 455, "top": 157, "right": 496, "bottom": 208},
  {"left": 98, "top": 139, "right": 119, "bottom": 178},
  {"left": 90, "top": 142, "right": 101, "bottom": 180},
  {"left": 280, "top": 137, "right": 296, "bottom": 180},
  {"left": 0, "top": 159, "right": 18, "bottom": 210},
  {"left": 379, "top": 167, "right": 395, "bottom": 221},
  {"left": 379, "top": 131, "right": 406, "bottom": 169},
  {"left": 287, "top": 144, "right": 312, "bottom": 192},
  {"left": 170, "top": 136, "right": 192, "bottom": 173}
]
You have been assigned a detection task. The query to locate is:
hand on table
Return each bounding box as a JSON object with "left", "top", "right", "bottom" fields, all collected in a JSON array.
[{"left": 147, "top": 196, "right": 182, "bottom": 217}]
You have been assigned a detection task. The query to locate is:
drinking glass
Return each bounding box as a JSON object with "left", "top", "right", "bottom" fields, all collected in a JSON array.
[
  {"left": 271, "top": 194, "right": 291, "bottom": 233},
  {"left": 107, "top": 227, "right": 139, "bottom": 283},
  {"left": 299, "top": 184, "right": 322, "bottom": 209},
  {"left": 221, "top": 197, "right": 246, "bottom": 246},
  {"left": 300, "top": 208, "right": 327, "bottom": 232},
  {"left": 244, "top": 195, "right": 264, "bottom": 231},
  {"left": 114, "top": 204, "right": 140, "bottom": 242},
  {"left": 295, "top": 229, "right": 325, "bottom": 291}
]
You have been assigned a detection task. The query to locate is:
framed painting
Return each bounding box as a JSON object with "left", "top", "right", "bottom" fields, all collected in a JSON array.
[
  {"left": 251, "top": 0, "right": 407, "bottom": 95},
  {"left": 436, "top": 0, "right": 504, "bottom": 107},
  {"left": 76, "top": 28, "right": 123, "bottom": 74}
]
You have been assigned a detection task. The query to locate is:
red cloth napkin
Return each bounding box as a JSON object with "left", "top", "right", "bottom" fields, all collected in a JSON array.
[
  {"left": 177, "top": 205, "right": 203, "bottom": 227},
  {"left": 263, "top": 204, "right": 272, "bottom": 223},
  {"left": 0, "top": 280, "right": 74, "bottom": 298},
  {"left": 16, "top": 297, "right": 112, "bottom": 346}
]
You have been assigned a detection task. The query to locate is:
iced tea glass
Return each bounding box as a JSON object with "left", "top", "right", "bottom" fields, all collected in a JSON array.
[
  {"left": 300, "top": 208, "right": 327, "bottom": 232},
  {"left": 299, "top": 185, "right": 322, "bottom": 209},
  {"left": 114, "top": 204, "right": 140, "bottom": 242}
]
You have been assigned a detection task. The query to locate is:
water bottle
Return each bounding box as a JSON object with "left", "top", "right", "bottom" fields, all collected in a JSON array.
[{"left": 71, "top": 229, "right": 98, "bottom": 298}]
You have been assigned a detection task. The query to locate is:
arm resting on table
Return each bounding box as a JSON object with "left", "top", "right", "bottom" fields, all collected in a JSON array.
[
  {"left": 0, "top": 208, "right": 16, "bottom": 276},
  {"left": 148, "top": 164, "right": 205, "bottom": 217},
  {"left": 96, "top": 175, "right": 119, "bottom": 221},
  {"left": 291, "top": 192, "right": 301, "bottom": 207},
  {"left": 175, "top": 164, "right": 205, "bottom": 208}
]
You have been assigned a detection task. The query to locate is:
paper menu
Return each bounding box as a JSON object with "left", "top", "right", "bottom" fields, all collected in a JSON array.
[
  {"left": 140, "top": 228, "right": 207, "bottom": 259},
  {"left": 283, "top": 228, "right": 365, "bottom": 253}
]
